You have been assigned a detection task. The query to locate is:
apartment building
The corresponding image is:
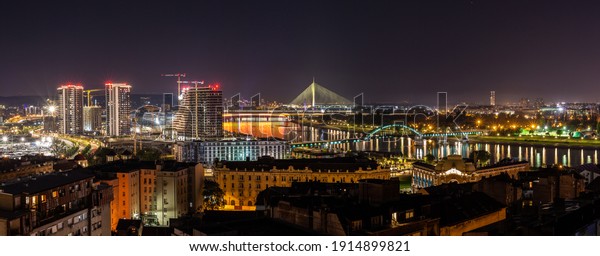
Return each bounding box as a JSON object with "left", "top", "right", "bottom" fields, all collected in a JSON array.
[
  {"left": 213, "top": 156, "right": 390, "bottom": 209},
  {"left": 0, "top": 170, "right": 112, "bottom": 236}
]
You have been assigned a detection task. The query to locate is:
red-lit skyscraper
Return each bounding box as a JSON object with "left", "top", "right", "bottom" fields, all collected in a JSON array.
[
  {"left": 105, "top": 83, "right": 131, "bottom": 136},
  {"left": 57, "top": 84, "right": 84, "bottom": 134}
]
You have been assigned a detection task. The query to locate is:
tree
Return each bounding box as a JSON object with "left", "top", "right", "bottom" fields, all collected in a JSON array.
[
  {"left": 50, "top": 140, "right": 68, "bottom": 157},
  {"left": 469, "top": 150, "right": 491, "bottom": 166},
  {"left": 81, "top": 144, "right": 92, "bottom": 156},
  {"left": 65, "top": 145, "right": 79, "bottom": 158},
  {"left": 202, "top": 180, "right": 225, "bottom": 211}
]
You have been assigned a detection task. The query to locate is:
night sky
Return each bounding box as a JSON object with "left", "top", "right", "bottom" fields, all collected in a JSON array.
[{"left": 2, "top": 0, "right": 600, "bottom": 105}]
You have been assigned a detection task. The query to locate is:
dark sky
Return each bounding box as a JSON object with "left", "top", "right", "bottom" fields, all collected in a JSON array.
[{"left": 2, "top": 0, "right": 600, "bottom": 105}]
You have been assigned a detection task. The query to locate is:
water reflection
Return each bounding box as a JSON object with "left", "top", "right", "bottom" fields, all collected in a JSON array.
[
  {"left": 307, "top": 127, "right": 600, "bottom": 168},
  {"left": 226, "top": 122, "right": 599, "bottom": 168}
]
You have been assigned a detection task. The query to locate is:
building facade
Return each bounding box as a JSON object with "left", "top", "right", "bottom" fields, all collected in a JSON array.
[
  {"left": 520, "top": 168, "right": 586, "bottom": 204},
  {"left": 115, "top": 169, "right": 141, "bottom": 221},
  {"left": 0, "top": 157, "right": 54, "bottom": 182},
  {"left": 154, "top": 167, "right": 189, "bottom": 226},
  {"left": 83, "top": 105, "right": 103, "bottom": 133},
  {"left": 0, "top": 170, "right": 112, "bottom": 236},
  {"left": 162, "top": 93, "right": 173, "bottom": 112},
  {"left": 57, "top": 84, "right": 84, "bottom": 134},
  {"left": 43, "top": 116, "right": 58, "bottom": 133},
  {"left": 261, "top": 180, "right": 506, "bottom": 236},
  {"left": 412, "top": 155, "right": 529, "bottom": 191},
  {"left": 90, "top": 161, "right": 203, "bottom": 227},
  {"left": 174, "top": 139, "right": 290, "bottom": 165},
  {"left": 213, "top": 157, "right": 390, "bottom": 209},
  {"left": 106, "top": 82, "right": 131, "bottom": 136},
  {"left": 173, "top": 86, "right": 223, "bottom": 140}
]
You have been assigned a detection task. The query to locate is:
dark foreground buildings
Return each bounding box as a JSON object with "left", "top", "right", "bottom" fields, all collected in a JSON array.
[{"left": 4, "top": 154, "right": 600, "bottom": 236}]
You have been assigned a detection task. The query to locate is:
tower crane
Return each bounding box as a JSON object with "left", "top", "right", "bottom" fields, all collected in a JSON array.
[{"left": 84, "top": 89, "right": 104, "bottom": 106}]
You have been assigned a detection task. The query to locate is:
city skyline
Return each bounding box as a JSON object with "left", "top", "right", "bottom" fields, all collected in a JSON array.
[{"left": 3, "top": 1, "right": 600, "bottom": 104}]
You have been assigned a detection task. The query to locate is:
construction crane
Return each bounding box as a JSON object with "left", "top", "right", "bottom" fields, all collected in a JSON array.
[
  {"left": 84, "top": 89, "right": 104, "bottom": 106},
  {"left": 161, "top": 73, "right": 186, "bottom": 104}
]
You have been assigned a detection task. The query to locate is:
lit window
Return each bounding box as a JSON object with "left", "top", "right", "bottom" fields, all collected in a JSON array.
[{"left": 52, "top": 191, "right": 58, "bottom": 198}]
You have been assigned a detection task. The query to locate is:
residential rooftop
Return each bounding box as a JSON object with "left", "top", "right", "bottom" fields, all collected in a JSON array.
[
  {"left": 217, "top": 156, "right": 380, "bottom": 172},
  {"left": 0, "top": 169, "right": 94, "bottom": 195}
]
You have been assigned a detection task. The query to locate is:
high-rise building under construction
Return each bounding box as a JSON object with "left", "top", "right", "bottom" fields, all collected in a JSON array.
[{"left": 173, "top": 85, "right": 223, "bottom": 140}]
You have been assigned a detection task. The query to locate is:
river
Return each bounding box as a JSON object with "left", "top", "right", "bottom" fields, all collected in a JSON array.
[{"left": 224, "top": 120, "right": 600, "bottom": 168}]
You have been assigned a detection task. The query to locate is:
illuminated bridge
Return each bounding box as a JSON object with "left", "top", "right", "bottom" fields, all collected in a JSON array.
[{"left": 290, "top": 124, "right": 483, "bottom": 149}]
